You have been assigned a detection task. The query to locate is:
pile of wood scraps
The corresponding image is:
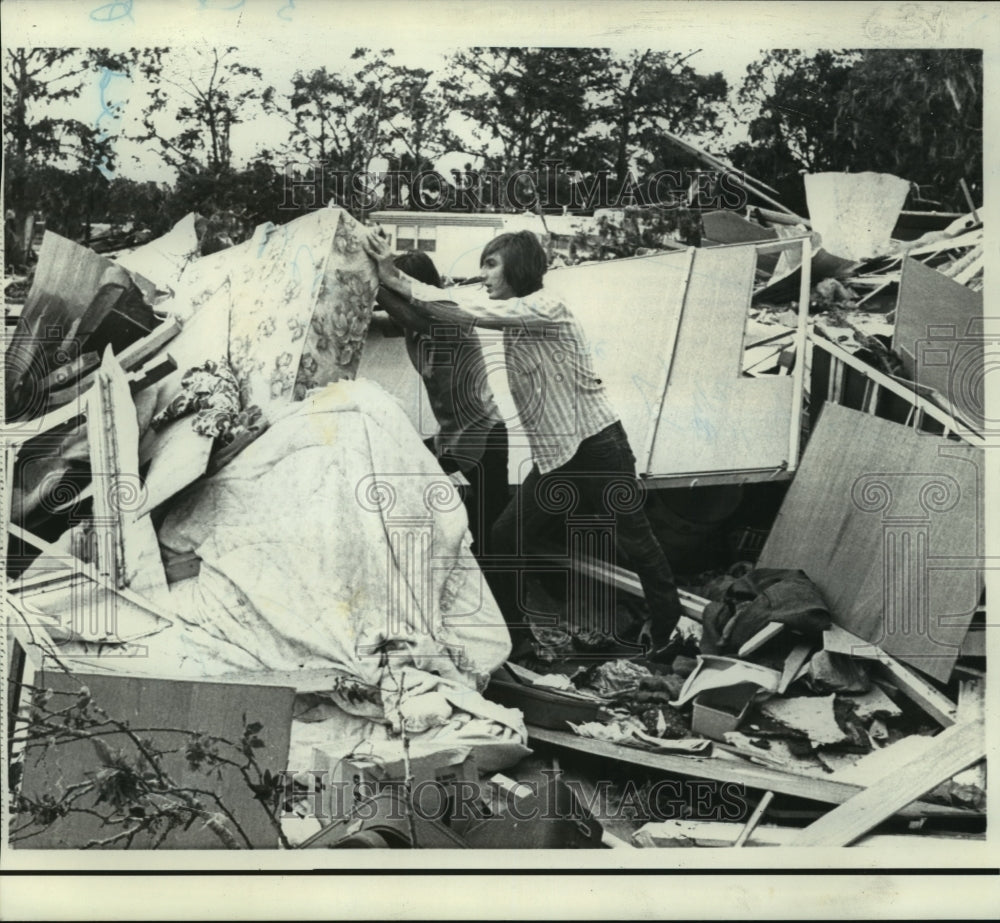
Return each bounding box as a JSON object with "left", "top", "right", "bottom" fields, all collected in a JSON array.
[{"left": 503, "top": 399, "right": 985, "bottom": 847}]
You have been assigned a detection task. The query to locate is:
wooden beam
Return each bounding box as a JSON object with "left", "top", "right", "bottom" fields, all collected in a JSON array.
[
  {"left": 527, "top": 726, "right": 975, "bottom": 820},
  {"left": 790, "top": 719, "right": 984, "bottom": 846},
  {"left": 550, "top": 552, "right": 708, "bottom": 622}
]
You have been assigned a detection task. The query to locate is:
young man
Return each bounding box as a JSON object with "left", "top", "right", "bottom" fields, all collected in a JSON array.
[{"left": 365, "top": 229, "right": 683, "bottom": 649}]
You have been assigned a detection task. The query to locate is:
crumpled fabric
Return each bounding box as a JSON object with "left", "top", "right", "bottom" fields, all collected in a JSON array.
[
  {"left": 150, "top": 357, "right": 264, "bottom": 446},
  {"left": 157, "top": 378, "right": 513, "bottom": 689},
  {"left": 701, "top": 567, "right": 831, "bottom": 655}
]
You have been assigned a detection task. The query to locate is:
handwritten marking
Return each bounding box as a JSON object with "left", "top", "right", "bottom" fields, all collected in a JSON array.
[
  {"left": 89, "top": 0, "right": 294, "bottom": 21},
  {"left": 90, "top": 0, "right": 134, "bottom": 21},
  {"left": 94, "top": 67, "right": 129, "bottom": 180}
]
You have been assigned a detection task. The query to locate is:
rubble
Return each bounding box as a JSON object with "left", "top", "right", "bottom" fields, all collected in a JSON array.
[{"left": 4, "top": 166, "right": 987, "bottom": 850}]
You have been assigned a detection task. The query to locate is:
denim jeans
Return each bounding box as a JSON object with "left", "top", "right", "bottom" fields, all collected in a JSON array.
[{"left": 489, "top": 421, "right": 683, "bottom": 647}]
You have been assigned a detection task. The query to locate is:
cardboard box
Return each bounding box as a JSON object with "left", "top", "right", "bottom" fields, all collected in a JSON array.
[{"left": 691, "top": 682, "right": 758, "bottom": 741}]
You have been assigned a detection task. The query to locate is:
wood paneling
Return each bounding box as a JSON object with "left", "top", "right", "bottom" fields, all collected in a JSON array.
[{"left": 760, "top": 403, "right": 983, "bottom": 681}]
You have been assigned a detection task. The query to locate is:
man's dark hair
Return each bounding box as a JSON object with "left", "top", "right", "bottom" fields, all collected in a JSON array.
[
  {"left": 480, "top": 231, "right": 547, "bottom": 297},
  {"left": 394, "top": 250, "right": 442, "bottom": 288}
]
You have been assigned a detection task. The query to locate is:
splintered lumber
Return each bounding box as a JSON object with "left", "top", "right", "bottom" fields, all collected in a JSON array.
[
  {"left": 5, "top": 231, "right": 155, "bottom": 420},
  {"left": 790, "top": 718, "right": 984, "bottom": 846},
  {"left": 759, "top": 403, "right": 983, "bottom": 683},
  {"left": 734, "top": 791, "right": 774, "bottom": 847},
  {"left": 808, "top": 332, "right": 985, "bottom": 445},
  {"left": 527, "top": 726, "right": 974, "bottom": 820}
]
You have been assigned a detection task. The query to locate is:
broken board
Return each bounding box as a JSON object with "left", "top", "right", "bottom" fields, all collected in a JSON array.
[
  {"left": 759, "top": 403, "right": 983, "bottom": 682},
  {"left": 790, "top": 718, "right": 984, "bottom": 846},
  {"left": 6, "top": 231, "right": 155, "bottom": 421}
]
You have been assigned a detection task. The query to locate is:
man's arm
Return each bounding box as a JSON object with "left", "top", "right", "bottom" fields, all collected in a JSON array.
[
  {"left": 364, "top": 227, "right": 566, "bottom": 331},
  {"left": 405, "top": 279, "right": 567, "bottom": 331}
]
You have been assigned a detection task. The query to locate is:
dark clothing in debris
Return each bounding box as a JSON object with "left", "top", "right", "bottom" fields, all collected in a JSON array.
[
  {"left": 701, "top": 567, "right": 832, "bottom": 655},
  {"left": 424, "top": 421, "right": 509, "bottom": 558},
  {"left": 490, "top": 420, "right": 684, "bottom": 647}
]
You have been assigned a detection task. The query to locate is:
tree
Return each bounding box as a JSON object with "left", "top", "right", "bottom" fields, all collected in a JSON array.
[
  {"left": 440, "top": 47, "right": 607, "bottom": 173},
  {"left": 730, "top": 49, "right": 982, "bottom": 213},
  {"left": 268, "top": 49, "right": 459, "bottom": 213},
  {"left": 3, "top": 47, "right": 132, "bottom": 246},
  {"left": 134, "top": 46, "right": 266, "bottom": 175},
  {"left": 592, "top": 49, "right": 728, "bottom": 181}
]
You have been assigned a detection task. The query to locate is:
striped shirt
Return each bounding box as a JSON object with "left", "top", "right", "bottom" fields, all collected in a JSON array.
[{"left": 408, "top": 279, "right": 620, "bottom": 473}]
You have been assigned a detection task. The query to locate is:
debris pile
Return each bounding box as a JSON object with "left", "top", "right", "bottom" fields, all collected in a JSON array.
[{"left": 3, "top": 169, "right": 987, "bottom": 849}]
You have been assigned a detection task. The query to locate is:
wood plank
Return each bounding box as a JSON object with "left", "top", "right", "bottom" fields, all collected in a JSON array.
[
  {"left": 89, "top": 348, "right": 166, "bottom": 592},
  {"left": 633, "top": 819, "right": 982, "bottom": 849},
  {"left": 527, "top": 726, "right": 975, "bottom": 819},
  {"left": 642, "top": 247, "right": 694, "bottom": 471},
  {"left": 738, "top": 622, "right": 784, "bottom": 657},
  {"left": 537, "top": 548, "right": 708, "bottom": 622},
  {"left": 759, "top": 403, "right": 983, "bottom": 683},
  {"left": 787, "top": 235, "right": 812, "bottom": 468},
  {"left": 790, "top": 718, "right": 984, "bottom": 846}
]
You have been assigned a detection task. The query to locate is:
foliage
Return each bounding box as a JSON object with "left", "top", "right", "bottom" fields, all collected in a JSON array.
[
  {"left": 440, "top": 47, "right": 606, "bottom": 173},
  {"left": 591, "top": 49, "right": 728, "bottom": 180},
  {"left": 8, "top": 676, "right": 290, "bottom": 849},
  {"left": 730, "top": 49, "right": 982, "bottom": 213},
  {"left": 3, "top": 45, "right": 985, "bottom": 249},
  {"left": 132, "top": 46, "right": 265, "bottom": 175}
]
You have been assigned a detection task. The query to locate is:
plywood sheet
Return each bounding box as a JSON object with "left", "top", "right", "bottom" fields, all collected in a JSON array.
[
  {"left": 760, "top": 403, "right": 983, "bottom": 681},
  {"left": 648, "top": 246, "right": 794, "bottom": 477},
  {"left": 892, "top": 257, "right": 984, "bottom": 430}
]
